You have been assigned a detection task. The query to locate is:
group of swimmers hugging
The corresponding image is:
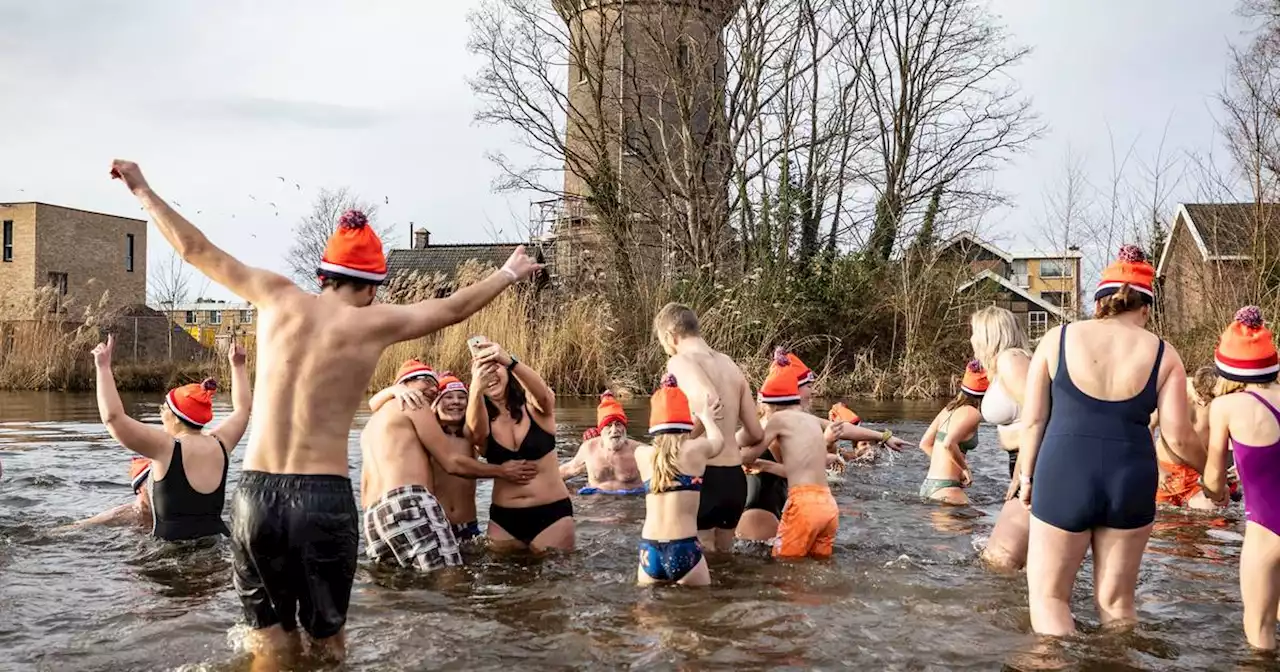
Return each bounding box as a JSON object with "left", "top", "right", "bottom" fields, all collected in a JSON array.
[{"left": 50, "top": 160, "right": 1280, "bottom": 665}]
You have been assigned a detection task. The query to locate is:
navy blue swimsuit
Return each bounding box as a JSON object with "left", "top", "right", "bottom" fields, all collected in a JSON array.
[{"left": 1030, "top": 325, "right": 1164, "bottom": 533}]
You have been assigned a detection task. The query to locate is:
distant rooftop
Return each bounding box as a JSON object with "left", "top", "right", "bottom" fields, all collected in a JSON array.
[
  {"left": 155, "top": 301, "right": 254, "bottom": 312},
  {"left": 387, "top": 242, "right": 553, "bottom": 285},
  {"left": 0, "top": 201, "right": 147, "bottom": 223}
]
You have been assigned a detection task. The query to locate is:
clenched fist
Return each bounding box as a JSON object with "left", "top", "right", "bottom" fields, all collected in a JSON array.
[{"left": 109, "top": 160, "right": 150, "bottom": 193}]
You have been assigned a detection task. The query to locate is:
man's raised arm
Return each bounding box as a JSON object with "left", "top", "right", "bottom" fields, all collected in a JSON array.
[
  {"left": 111, "top": 160, "right": 294, "bottom": 306},
  {"left": 366, "top": 246, "right": 544, "bottom": 345}
]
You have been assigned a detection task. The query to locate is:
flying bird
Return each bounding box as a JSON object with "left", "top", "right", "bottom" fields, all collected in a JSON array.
[
  {"left": 384, "top": 196, "right": 389, "bottom": 205},
  {"left": 276, "top": 176, "right": 286, "bottom": 183},
  {"left": 249, "top": 195, "right": 257, "bottom": 201},
  {"left": 173, "top": 201, "right": 181, "bottom": 207},
  {"left": 295, "top": 183, "right": 301, "bottom": 191},
  {"left": 268, "top": 202, "right": 277, "bottom": 208}
]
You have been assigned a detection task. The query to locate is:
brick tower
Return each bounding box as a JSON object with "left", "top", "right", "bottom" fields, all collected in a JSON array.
[{"left": 547, "top": 0, "right": 739, "bottom": 291}]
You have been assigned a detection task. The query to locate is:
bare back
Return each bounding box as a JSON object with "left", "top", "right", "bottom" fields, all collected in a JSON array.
[
  {"left": 635, "top": 438, "right": 711, "bottom": 540},
  {"left": 669, "top": 348, "right": 754, "bottom": 468},
  {"left": 765, "top": 410, "right": 829, "bottom": 487},
  {"left": 359, "top": 405, "right": 434, "bottom": 510},
  {"left": 1047, "top": 321, "right": 1171, "bottom": 401},
  {"left": 244, "top": 292, "right": 392, "bottom": 475}
]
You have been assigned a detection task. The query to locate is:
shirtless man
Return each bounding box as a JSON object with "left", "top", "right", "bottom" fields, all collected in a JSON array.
[
  {"left": 560, "top": 392, "right": 645, "bottom": 494},
  {"left": 653, "top": 303, "right": 764, "bottom": 553},
  {"left": 1151, "top": 366, "right": 1219, "bottom": 509},
  {"left": 361, "top": 361, "right": 536, "bottom": 571},
  {"left": 110, "top": 160, "right": 542, "bottom": 667},
  {"left": 739, "top": 366, "right": 840, "bottom": 559},
  {"left": 371, "top": 370, "right": 496, "bottom": 542}
]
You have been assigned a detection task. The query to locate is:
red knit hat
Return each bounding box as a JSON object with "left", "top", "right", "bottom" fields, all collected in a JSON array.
[
  {"left": 1215, "top": 306, "right": 1279, "bottom": 383},
  {"left": 759, "top": 351, "right": 802, "bottom": 404},
  {"left": 770, "top": 347, "right": 815, "bottom": 387},
  {"left": 395, "top": 359, "right": 438, "bottom": 386},
  {"left": 129, "top": 456, "right": 151, "bottom": 494},
  {"left": 649, "top": 374, "right": 695, "bottom": 435},
  {"left": 166, "top": 378, "right": 217, "bottom": 427},
  {"left": 597, "top": 391, "right": 627, "bottom": 430},
  {"left": 1095, "top": 244, "right": 1155, "bottom": 303},
  {"left": 318, "top": 210, "right": 387, "bottom": 284},
  {"left": 960, "top": 361, "right": 989, "bottom": 396},
  {"left": 436, "top": 371, "right": 467, "bottom": 394},
  {"left": 829, "top": 402, "right": 860, "bottom": 425}
]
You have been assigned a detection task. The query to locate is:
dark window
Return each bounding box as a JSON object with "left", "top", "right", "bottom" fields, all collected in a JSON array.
[
  {"left": 48, "top": 272, "right": 67, "bottom": 295},
  {"left": 2, "top": 220, "right": 11, "bottom": 262},
  {"left": 125, "top": 234, "right": 135, "bottom": 272},
  {"left": 240, "top": 310, "right": 253, "bottom": 324},
  {"left": 1041, "top": 291, "right": 1068, "bottom": 307},
  {"left": 210, "top": 311, "right": 222, "bottom": 325},
  {"left": 1039, "top": 259, "right": 1071, "bottom": 278},
  {"left": 184, "top": 311, "right": 196, "bottom": 324}
]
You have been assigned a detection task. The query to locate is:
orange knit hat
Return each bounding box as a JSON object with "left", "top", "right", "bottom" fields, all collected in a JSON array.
[
  {"left": 436, "top": 371, "right": 467, "bottom": 394},
  {"left": 759, "top": 351, "right": 802, "bottom": 404},
  {"left": 1095, "top": 244, "right": 1154, "bottom": 303},
  {"left": 770, "top": 347, "right": 815, "bottom": 387},
  {"left": 1215, "top": 306, "right": 1279, "bottom": 383},
  {"left": 829, "top": 402, "right": 860, "bottom": 425},
  {"left": 649, "top": 374, "right": 695, "bottom": 435},
  {"left": 129, "top": 456, "right": 151, "bottom": 494},
  {"left": 960, "top": 360, "right": 989, "bottom": 396},
  {"left": 318, "top": 210, "right": 387, "bottom": 284},
  {"left": 597, "top": 391, "right": 628, "bottom": 430},
  {"left": 166, "top": 378, "right": 217, "bottom": 427},
  {"left": 395, "top": 359, "right": 438, "bottom": 386}
]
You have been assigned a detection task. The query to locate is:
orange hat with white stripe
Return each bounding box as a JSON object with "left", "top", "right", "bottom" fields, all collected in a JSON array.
[
  {"left": 130, "top": 456, "right": 151, "bottom": 494},
  {"left": 597, "top": 391, "right": 627, "bottom": 431},
  {"left": 436, "top": 371, "right": 467, "bottom": 394},
  {"left": 166, "top": 378, "right": 217, "bottom": 427},
  {"left": 771, "top": 347, "right": 815, "bottom": 387},
  {"left": 395, "top": 359, "right": 438, "bottom": 386},
  {"left": 1094, "top": 244, "right": 1154, "bottom": 303},
  {"left": 829, "top": 402, "right": 860, "bottom": 425},
  {"left": 759, "top": 351, "right": 802, "bottom": 404},
  {"left": 960, "top": 360, "right": 989, "bottom": 396},
  {"left": 318, "top": 210, "right": 387, "bottom": 284},
  {"left": 1215, "top": 306, "right": 1280, "bottom": 383},
  {"left": 648, "top": 374, "right": 695, "bottom": 435}
]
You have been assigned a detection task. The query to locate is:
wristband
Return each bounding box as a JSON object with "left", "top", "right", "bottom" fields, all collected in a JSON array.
[
  {"left": 1019, "top": 473, "right": 1032, "bottom": 484},
  {"left": 507, "top": 355, "right": 520, "bottom": 372},
  {"left": 880, "top": 429, "right": 892, "bottom": 442},
  {"left": 500, "top": 266, "right": 519, "bottom": 281}
]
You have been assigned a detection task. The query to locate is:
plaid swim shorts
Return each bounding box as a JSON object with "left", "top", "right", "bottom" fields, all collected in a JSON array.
[{"left": 364, "top": 485, "right": 462, "bottom": 572}]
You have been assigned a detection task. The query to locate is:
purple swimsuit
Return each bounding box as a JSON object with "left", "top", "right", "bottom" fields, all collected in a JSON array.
[{"left": 1231, "top": 391, "right": 1280, "bottom": 535}]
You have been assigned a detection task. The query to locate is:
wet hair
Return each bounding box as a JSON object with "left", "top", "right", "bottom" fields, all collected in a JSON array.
[
  {"left": 944, "top": 390, "right": 983, "bottom": 412},
  {"left": 649, "top": 433, "right": 684, "bottom": 494},
  {"left": 764, "top": 399, "right": 802, "bottom": 408},
  {"left": 970, "top": 306, "right": 1030, "bottom": 375},
  {"left": 319, "top": 274, "right": 378, "bottom": 292},
  {"left": 483, "top": 369, "right": 527, "bottom": 424},
  {"left": 1215, "top": 377, "right": 1247, "bottom": 397},
  {"left": 1095, "top": 283, "right": 1149, "bottom": 319},
  {"left": 1191, "top": 366, "right": 1219, "bottom": 403},
  {"left": 654, "top": 303, "right": 701, "bottom": 339}
]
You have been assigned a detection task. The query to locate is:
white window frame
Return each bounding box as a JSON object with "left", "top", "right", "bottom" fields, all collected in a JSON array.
[
  {"left": 1028, "top": 310, "right": 1049, "bottom": 333},
  {"left": 210, "top": 311, "right": 222, "bottom": 325},
  {"left": 1039, "top": 259, "right": 1071, "bottom": 278},
  {"left": 240, "top": 310, "right": 253, "bottom": 324},
  {"left": 184, "top": 311, "right": 196, "bottom": 325}
]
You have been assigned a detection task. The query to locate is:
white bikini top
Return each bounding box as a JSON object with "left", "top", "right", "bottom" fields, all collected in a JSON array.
[{"left": 982, "top": 374, "right": 1021, "bottom": 428}]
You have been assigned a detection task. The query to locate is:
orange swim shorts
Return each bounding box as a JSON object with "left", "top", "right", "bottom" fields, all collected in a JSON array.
[
  {"left": 1156, "top": 460, "right": 1202, "bottom": 507},
  {"left": 773, "top": 484, "right": 839, "bottom": 559}
]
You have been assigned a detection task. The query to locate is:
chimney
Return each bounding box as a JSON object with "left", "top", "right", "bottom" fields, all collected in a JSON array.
[{"left": 413, "top": 228, "right": 430, "bottom": 249}]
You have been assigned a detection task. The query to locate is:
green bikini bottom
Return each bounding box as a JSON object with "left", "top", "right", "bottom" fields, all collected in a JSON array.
[{"left": 919, "top": 478, "right": 964, "bottom": 498}]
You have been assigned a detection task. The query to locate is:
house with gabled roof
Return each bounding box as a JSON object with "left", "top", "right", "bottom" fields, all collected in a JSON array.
[
  {"left": 1156, "top": 203, "right": 1280, "bottom": 332},
  {"left": 939, "top": 232, "right": 1083, "bottom": 337},
  {"left": 383, "top": 228, "right": 553, "bottom": 295}
]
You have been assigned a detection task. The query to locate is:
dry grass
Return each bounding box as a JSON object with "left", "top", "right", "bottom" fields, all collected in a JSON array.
[
  {"left": 372, "top": 262, "right": 612, "bottom": 394},
  {"left": 0, "top": 288, "right": 116, "bottom": 390}
]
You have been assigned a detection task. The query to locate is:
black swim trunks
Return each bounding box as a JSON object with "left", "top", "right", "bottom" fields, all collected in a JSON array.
[
  {"left": 231, "top": 471, "right": 359, "bottom": 640},
  {"left": 698, "top": 465, "right": 748, "bottom": 531}
]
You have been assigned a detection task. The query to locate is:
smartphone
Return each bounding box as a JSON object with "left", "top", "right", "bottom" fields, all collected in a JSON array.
[{"left": 467, "top": 336, "right": 487, "bottom": 356}]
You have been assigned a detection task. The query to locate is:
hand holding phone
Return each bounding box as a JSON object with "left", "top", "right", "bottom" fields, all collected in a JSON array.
[{"left": 467, "top": 336, "right": 487, "bottom": 357}]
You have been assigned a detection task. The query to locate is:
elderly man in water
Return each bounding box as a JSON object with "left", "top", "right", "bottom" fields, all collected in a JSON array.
[
  {"left": 110, "top": 160, "right": 542, "bottom": 666},
  {"left": 560, "top": 392, "right": 646, "bottom": 495},
  {"left": 361, "top": 360, "right": 538, "bottom": 571}
]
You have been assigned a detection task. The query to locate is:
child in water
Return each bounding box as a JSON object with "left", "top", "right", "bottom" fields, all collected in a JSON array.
[{"left": 1203, "top": 307, "right": 1280, "bottom": 650}]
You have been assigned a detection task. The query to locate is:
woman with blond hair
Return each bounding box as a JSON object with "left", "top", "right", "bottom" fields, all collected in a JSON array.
[
  {"left": 635, "top": 374, "right": 724, "bottom": 586},
  {"left": 1018, "top": 245, "right": 1201, "bottom": 636},
  {"left": 969, "top": 306, "right": 1034, "bottom": 571}
]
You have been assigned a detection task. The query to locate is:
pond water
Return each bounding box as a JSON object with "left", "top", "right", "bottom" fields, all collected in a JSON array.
[{"left": 0, "top": 391, "right": 1271, "bottom": 670}]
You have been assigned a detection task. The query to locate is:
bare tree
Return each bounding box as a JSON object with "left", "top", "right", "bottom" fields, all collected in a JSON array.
[
  {"left": 285, "top": 187, "right": 388, "bottom": 291},
  {"left": 859, "top": 0, "right": 1042, "bottom": 261},
  {"left": 148, "top": 249, "right": 194, "bottom": 311}
]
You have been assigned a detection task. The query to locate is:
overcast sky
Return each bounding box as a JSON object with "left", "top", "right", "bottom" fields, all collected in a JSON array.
[{"left": 0, "top": 1, "right": 1256, "bottom": 300}]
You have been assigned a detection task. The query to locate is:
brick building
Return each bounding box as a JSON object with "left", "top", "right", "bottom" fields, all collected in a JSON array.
[
  {"left": 942, "top": 232, "right": 1082, "bottom": 338},
  {"left": 384, "top": 228, "right": 552, "bottom": 293},
  {"left": 0, "top": 202, "right": 147, "bottom": 319},
  {"left": 1156, "top": 203, "right": 1280, "bottom": 333},
  {"left": 158, "top": 300, "right": 257, "bottom": 350}
]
